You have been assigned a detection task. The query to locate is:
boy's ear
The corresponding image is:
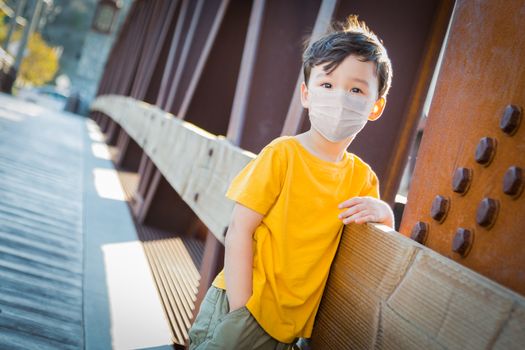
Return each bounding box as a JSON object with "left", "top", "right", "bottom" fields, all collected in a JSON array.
[
  {"left": 368, "top": 97, "right": 386, "bottom": 121},
  {"left": 300, "top": 81, "right": 309, "bottom": 109}
]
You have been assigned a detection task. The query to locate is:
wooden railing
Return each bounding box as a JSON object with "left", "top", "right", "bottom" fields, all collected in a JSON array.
[
  {"left": 92, "top": 94, "right": 255, "bottom": 244},
  {"left": 92, "top": 95, "right": 525, "bottom": 349}
]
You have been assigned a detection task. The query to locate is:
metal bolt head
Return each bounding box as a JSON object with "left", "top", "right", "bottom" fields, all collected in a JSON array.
[
  {"left": 503, "top": 166, "right": 523, "bottom": 197},
  {"left": 452, "top": 228, "right": 472, "bottom": 257},
  {"left": 431, "top": 195, "right": 450, "bottom": 222},
  {"left": 410, "top": 221, "right": 428, "bottom": 244},
  {"left": 452, "top": 167, "right": 472, "bottom": 194},
  {"left": 476, "top": 197, "right": 498, "bottom": 228},
  {"left": 500, "top": 105, "right": 522, "bottom": 135},
  {"left": 475, "top": 137, "right": 496, "bottom": 165}
]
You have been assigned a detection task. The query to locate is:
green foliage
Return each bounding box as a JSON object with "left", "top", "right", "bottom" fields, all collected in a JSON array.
[
  {"left": 0, "top": 9, "right": 60, "bottom": 86},
  {"left": 19, "top": 32, "right": 59, "bottom": 86},
  {"left": 0, "top": 12, "right": 7, "bottom": 43}
]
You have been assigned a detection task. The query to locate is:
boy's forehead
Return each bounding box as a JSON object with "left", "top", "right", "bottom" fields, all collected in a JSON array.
[{"left": 311, "top": 59, "right": 377, "bottom": 82}]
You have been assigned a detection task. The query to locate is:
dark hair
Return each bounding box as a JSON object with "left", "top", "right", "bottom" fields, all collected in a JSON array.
[{"left": 302, "top": 15, "right": 392, "bottom": 99}]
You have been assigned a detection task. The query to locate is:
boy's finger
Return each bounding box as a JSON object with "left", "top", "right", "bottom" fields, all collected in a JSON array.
[
  {"left": 343, "top": 211, "right": 369, "bottom": 224},
  {"left": 354, "top": 214, "right": 375, "bottom": 224},
  {"left": 338, "top": 197, "right": 362, "bottom": 209},
  {"left": 338, "top": 204, "right": 365, "bottom": 219}
]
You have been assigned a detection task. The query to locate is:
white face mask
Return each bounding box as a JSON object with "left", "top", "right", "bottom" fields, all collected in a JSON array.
[{"left": 307, "top": 87, "right": 375, "bottom": 142}]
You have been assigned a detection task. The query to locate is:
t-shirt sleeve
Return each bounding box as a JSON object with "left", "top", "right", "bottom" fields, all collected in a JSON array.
[
  {"left": 360, "top": 169, "right": 380, "bottom": 199},
  {"left": 225, "top": 145, "right": 285, "bottom": 215}
]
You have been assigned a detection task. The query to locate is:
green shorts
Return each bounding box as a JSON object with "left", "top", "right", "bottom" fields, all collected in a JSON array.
[{"left": 188, "top": 286, "right": 294, "bottom": 350}]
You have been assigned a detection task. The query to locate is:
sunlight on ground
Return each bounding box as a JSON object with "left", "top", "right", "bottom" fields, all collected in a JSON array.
[
  {"left": 0, "top": 109, "right": 25, "bottom": 122},
  {"left": 0, "top": 96, "right": 47, "bottom": 117},
  {"left": 86, "top": 119, "right": 106, "bottom": 142},
  {"left": 91, "top": 142, "right": 111, "bottom": 160},
  {"left": 102, "top": 241, "right": 173, "bottom": 349},
  {"left": 93, "top": 168, "right": 126, "bottom": 201}
]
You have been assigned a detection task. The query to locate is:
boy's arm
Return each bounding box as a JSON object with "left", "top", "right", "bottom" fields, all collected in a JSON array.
[{"left": 224, "top": 203, "right": 263, "bottom": 312}]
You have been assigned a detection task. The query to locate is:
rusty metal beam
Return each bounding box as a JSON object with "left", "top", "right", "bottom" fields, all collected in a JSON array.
[
  {"left": 281, "top": 0, "right": 339, "bottom": 137},
  {"left": 164, "top": 0, "right": 207, "bottom": 115},
  {"left": 226, "top": 0, "right": 265, "bottom": 146},
  {"left": 178, "top": 0, "right": 252, "bottom": 135},
  {"left": 177, "top": 0, "right": 231, "bottom": 121},
  {"left": 400, "top": 0, "right": 525, "bottom": 296},
  {"left": 157, "top": 0, "right": 199, "bottom": 110}
]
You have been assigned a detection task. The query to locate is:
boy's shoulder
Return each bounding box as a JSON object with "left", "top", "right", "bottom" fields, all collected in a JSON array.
[
  {"left": 257, "top": 136, "right": 296, "bottom": 156},
  {"left": 349, "top": 152, "right": 375, "bottom": 173},
  {"left": 265, "top": 135, "right": 295, "bottom": 148},
  {"left": 264, "top": 136, "right": 375, "bottom": 174}
]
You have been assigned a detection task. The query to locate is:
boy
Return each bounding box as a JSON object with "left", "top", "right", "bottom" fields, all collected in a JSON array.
[{"left": 189, "top": 15, "right": 394, "bottom": 349}]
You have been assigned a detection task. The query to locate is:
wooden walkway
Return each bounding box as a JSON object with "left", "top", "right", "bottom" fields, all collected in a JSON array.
[
  {"left": 0, "top": 94, "right": 84, "bottom": 349},
  {"left": 0, "top": 93, "right": 202, "bottom": 349}
]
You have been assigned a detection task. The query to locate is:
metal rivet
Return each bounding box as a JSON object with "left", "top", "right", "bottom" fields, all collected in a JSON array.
[
  {"left": 430, "top": 195, "right": 450, "bottom": 223},
  {"left": 452, "top": 228, "right": 473, "bottom": 257},
  {"left": 208, "top": 148, "right": 214, "bottom": 157},
  {"left": 476, "top": 197, "right": 499, "bottom": 228},
  {"left": 500, "top": 105, "right": 522, "bottom": 135},
  {"left": 194, "top": 193, "right": 199, "bottom": 202},
  {"left": 410, "top": 221, "right": 428, "bottom": 244},
  {"left": 475, "top": 137, "right": 496, "bottom": 165},
  {"left": 503, "top": 166, "right": 523, "bottom": 197},
  {"left": 452, "top": 167, "right": 473, "bottom": 194}
]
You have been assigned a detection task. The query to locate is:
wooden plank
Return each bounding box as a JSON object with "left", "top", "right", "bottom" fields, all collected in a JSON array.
[
  {"left": 92, "top": 95, "right": 254, "bottom": 242},
  {"left": 0, "top": 94, "right": 84, "bottom": 349},
  {"left": 312, "top": 222, "right": 525, "bottom": 349}
]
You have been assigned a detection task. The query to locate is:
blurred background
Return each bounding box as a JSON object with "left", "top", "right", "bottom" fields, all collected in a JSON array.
[{"left": 0, "top": 0, "right": 131, "bottom": 114}]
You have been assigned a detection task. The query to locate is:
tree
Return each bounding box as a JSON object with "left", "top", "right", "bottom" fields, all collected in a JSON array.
[
  {"left": 18, "top": 32, "right": 59, "bottom": 86},
  {"left": 0, "top": 9, "right": 60, "bottom": 86}
]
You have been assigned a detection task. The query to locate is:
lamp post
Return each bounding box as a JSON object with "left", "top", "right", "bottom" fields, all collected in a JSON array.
[
  {"left": 3, "top": 0, "right": 28, "bottom": 51},
  {"left": 92, "top": 0, "right": 122, "bottom": 35},
  {"left": 14, "top": 0, "right": 44, "bottom": 71}
]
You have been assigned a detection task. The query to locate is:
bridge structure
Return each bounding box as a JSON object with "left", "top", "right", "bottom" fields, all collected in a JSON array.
[{"left": 0, "top": 0, "right": 524, "bottom": 349}]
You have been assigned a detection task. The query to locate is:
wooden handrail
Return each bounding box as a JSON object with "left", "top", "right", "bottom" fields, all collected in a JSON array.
[
  {"left": 92, "top": 94, "right": 255, "bottom": 243},
  {"left": 313, "top": 222, "right": 525, "bottom": 349}
]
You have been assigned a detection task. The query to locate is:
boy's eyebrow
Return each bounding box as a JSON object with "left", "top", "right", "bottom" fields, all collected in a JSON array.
[
  {"left": 313, "top": 72, "right": 370, "bottom": 87},
  {"left": 313, "top": 71, "right": 328, "bottom": 79},
  {"left": 349, "top": 78, "right": 370, "bottom": 87}
]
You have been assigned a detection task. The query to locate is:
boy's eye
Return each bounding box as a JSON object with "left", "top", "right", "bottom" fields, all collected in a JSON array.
[
  {"left": 320, "top": 83, "right": 332, "bottom": 89},
  {"left": 350, "top": 87, "right": 363, "bottom": 94}
]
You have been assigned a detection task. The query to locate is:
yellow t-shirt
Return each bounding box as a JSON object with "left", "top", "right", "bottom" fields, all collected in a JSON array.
[{"left": 212, "top": 136, "right": 380, "bottom": 343}]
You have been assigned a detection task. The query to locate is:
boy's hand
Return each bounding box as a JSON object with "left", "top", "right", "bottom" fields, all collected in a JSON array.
[{"left": 338, "top": 196, "right": 395, "bottom": 229}]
